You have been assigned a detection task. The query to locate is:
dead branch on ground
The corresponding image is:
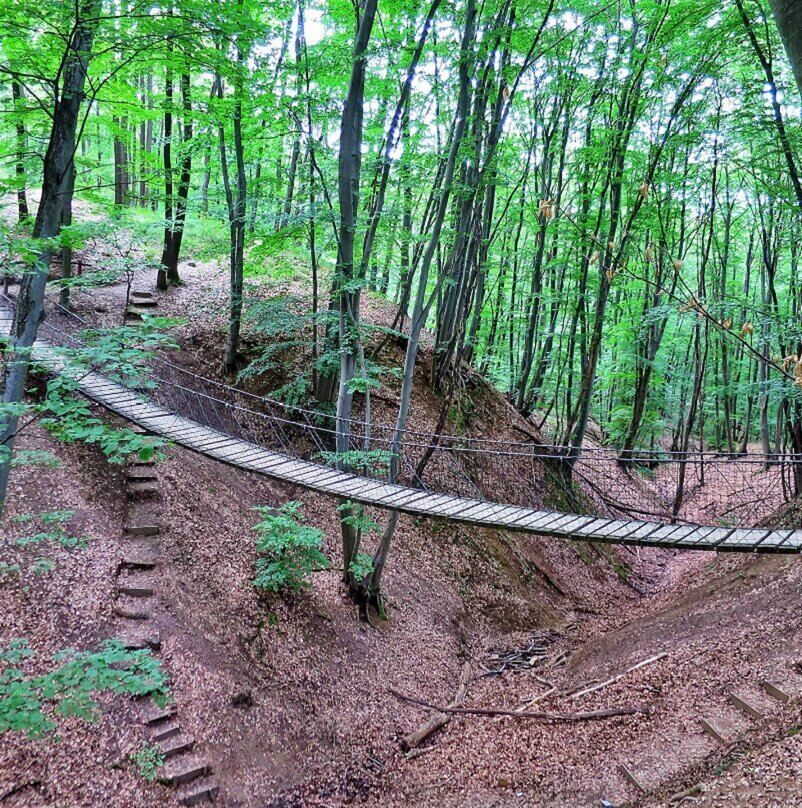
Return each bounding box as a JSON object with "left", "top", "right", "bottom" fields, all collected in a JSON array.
[
  {"left": 390, "top": 688, "right": 647, "bottom": 722},
  {"left": 402, "top": 662, "right": 472, "bottom": 750}
]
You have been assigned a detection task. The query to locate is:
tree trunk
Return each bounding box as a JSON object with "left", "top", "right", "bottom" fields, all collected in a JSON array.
[
  {"left": 159, "top": 68, "right": 192, "bottom": 288},
  {"left": 333, "top": 0, "right": 379, "bottom": 593},
  {"left": 11, "top": 81, "right": 30, "bottom": 222},
  {"left": 0, "top": 0, "right": 101, "bottom": 510}
]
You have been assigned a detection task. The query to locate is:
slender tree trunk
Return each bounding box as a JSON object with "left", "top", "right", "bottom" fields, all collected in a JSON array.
[
  {"left": 159, "top": 68, "right": 192, "bottom": 287},
  {"left": 11, "top": 81, "right": 30, "bottom": 222},
  {"left": 334, "top": 0, "right": 379, "bottom": 594},
  {"left": 366, "top": 0, "right": 477, "bottom": 603},
  {"left": 0, "top": 0, "right": 101, "bottom": 509}
]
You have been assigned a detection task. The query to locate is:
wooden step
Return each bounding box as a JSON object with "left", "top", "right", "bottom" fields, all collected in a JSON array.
[
  {"left": 113, "top": 601, "right": 150, "bottom": 620},
  {"left": 159, "top": 733, "right": 195, "bottom": 759},
  {"left": 760, "top": 680, "right": 791, "bottom": 703},
  {"left": 125, "top": 524, "right": 160, "bottom": 537},
  {"left": 127, "top": 481, "right": 159, "bottom": 500},
  {"left": 129, "top": 297, "right": 157, "bottom": 308},
  {"left": 161, "top": 756, "right": 209, "bottom": 787},
  {"left": 179, "top": 777, "right": 218, "bottom": 805},
  {"left": 117, "top": 574, "right": 155, "bottom": 598},
  {"left": 126, "top": 307, "right": 154, "bottom": 320},
  {"left": 619, "top": 763, "right": 647, "bottom": 793},
  {"left": 151, "top": 719, "right": 182, "bottom": 742},
  {"left": 119, "top": 628, "right": 161, "bottom": 652},
  {"left": 119, "top": 552, "right": 157, "bottom": 571},
  {"left": 131, "top": 290, "right": 156, "bottom": 299},
  {"left": 142, "top": 702, "right": 177, "bottom": 725},
  {"left": 729, "top": 692, "right": 764, "bottom": 720},
  {"left": 127, "top": 467, "right": 158, "bottom": 482},
  {"left": 699, "top": 716, "right": 733, "bottom": 745}
]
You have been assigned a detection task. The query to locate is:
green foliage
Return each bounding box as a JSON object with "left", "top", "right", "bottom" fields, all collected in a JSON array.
[
  {"left": 0, "top": 639, "right": 170, "bottom": 738},
  {"left": 318, "top": 449, "right": 393, "bottom": 474},
  {"left": 348, "top": 552, "right": 374, "bottom": 582},
  {"left": 37, "top": 379, "right": 163, "bottom": 465},
  {"left": 11, "top": 450, "right": 61, "bottom": 468},
  {"left": 30, "top": 557, "right": 55, "bottom": 575},
  {"left": 11, "top": 510, "right": 89, "bottom": 550},
  {"left": 251, "top": 501, "right": 329, "bottom": 593},
  {"left": 336, "top": 500, "right": 381, "bottom": 535},
  {"left": 63, "top": 322, "right": 179, "bottom": 389},
  {"left": 0, "top": 563, "right": 20, "bottom": 581},
  {"left": 129, "top": 743, "right": 165, "bottom": 782},
  {"left": 34, "top": 319, "right": 177, "bottom": 464}
]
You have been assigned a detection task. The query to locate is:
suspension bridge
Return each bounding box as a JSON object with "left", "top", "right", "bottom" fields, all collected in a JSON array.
[{"left": 4, "top": 293, "right": 802, "bottom": 554}]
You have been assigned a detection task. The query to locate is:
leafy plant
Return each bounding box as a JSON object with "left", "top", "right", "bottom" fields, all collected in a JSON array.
[
  {"left": 11, "top": 509, "right": 89, "bottom": 550},
  {"left": 318, "top": 449, "right": 393, "bottom": 475},
  {"left": 129, "top": 743, "right": 165, "bottom": 782},
  {"left": 11, "top": 449, "right": 61, "bottom": 468},
  {"left": 251, "top": 501, "right": 329, "bottom": 593},
  {"left": 336, "top": 501, "right": 381, "bottom": 535},
  {"left": 348, "top": 552, "right": 374, "bottom": 582},
  {"left": 0, "top": 639, "right": 170, "bottom": 738},
  {"left": 37, "top": 375, "right": 164, "bottom": 464}
]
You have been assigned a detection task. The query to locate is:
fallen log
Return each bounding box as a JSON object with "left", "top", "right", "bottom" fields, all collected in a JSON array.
[
  {"left": 390, "top": 689, "right": 647, "bottom": 722},
  {"left": 402, "top": 662, "right": 472, "bottom": 751}
]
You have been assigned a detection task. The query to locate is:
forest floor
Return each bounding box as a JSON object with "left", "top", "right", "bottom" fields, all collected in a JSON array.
[{"left": 2, "top": 203, "right": 802, "bottom": 806}]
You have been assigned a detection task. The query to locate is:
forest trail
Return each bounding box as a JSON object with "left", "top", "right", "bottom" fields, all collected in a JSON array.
[{"left": 7, "top": 300, "right": 802, "bottom": 556}]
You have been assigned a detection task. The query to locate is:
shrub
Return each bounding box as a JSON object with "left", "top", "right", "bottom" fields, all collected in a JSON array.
[{"left": 252, "top": 501, "right": 328, "bottom": 593}]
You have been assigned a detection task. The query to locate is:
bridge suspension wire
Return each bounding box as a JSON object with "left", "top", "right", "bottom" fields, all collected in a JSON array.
[{"left": 2, "top": 292, "right": 802, "bottom": 551}]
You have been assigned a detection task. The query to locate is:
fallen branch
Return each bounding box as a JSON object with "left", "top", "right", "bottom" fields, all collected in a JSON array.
[
  {"left": 569, "top": 652, "right": 668, "bottom": 700},
  {"left": 390, "top": 689, "right": 647, "bottom": 722},
  {"left": 516, "top": 685, "right": 557, "bottom": 712},
  {"left": 402, "top": 662, "right": 472, "bottom": 750},
  {"left": 669, "top": 783, "right": 707, "bottom": 803}
]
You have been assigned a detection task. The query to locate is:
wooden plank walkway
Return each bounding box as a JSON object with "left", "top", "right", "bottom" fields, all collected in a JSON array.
[{"left": 10, "top": 312, "right": 802, "bottom": 553}]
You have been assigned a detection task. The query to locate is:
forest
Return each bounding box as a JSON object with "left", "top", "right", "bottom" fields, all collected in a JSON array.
[{"left": 2, "top": 0, "right": 802, "bottom": 805}]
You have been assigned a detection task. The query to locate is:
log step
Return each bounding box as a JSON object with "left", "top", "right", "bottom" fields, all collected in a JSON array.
[
  {"left": 760, "top": 680, "right": 791, "bottom": 703},
  {"left": 151, "top": 719, "right": 182, "bottom": 742},
  {"left": 119, "top": 553, "right": 157, "bottom": 571},
  {"left": 159, "top": 733, "right": 195, "bottom": 759},
  {"left": 619, "top": 763, "right": 647, "bottom": 793},
  {"left": 131, "top": 290, "right": 156, "bottom": 299},
  {"left": 117, "top": 574, "right": 155, "bottom": 598},
  {"left": 127, "top": 481, "right": 159, "bottom": 500},
  {"left": 119, "top": 628, "right": 161, "bottom": 652},
  {"left": 729, "top": 692, "right": 764, "bottom": 720},
  {"left": 125, "top": 524, "right": 160, "bottom": 537},
  {"left": 699, "top": 717, "right": 732, "bottom": 745},
  {"left": 127, "top": 467, "right": 158, "bottom": 482},
  {"left": 179, "top": 777, "right": 218, "bottom": 806},
  {"left": 126, "top": 307, "right": 154, "bottom": 320},
  {"left": 142, "top": 702, "right": 177, "bottom": 725},
  {"left": 129, "top": 297, "right": 157, "bottom": 308},
  {"left": 113, "top": 601, "right": 150, "bottom": 620},
  {"left": 161, "top": 756, "right": 209, "bottom": 787}
]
